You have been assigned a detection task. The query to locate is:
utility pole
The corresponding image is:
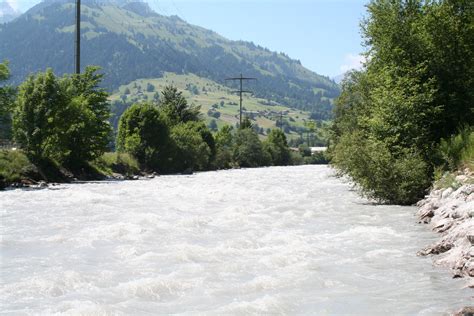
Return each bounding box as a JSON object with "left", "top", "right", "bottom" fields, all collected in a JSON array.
[
  {"left": 225, "top": 74, "right": 256, "bottom": 127},
  {"left": 75, "top": 0, "right": 81, "bottom": 74}
]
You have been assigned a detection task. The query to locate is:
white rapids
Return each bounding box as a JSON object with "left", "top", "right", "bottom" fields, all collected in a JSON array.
[{"left": 0, "top": 165, "right": 472, "bottom": 315}]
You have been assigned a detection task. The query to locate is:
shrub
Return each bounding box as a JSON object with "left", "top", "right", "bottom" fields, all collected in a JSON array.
[
  {"left": 332, "top": 132, "right": 431, "bottom": 205},
  {"left": 437, "top": 127, "right": 474, "bottom": 171},
  {"left": 0, "top": 150, "right": 35, "bottom": 182},
  {"left": 116, "top": 102, "right": 169, "bottom": 170},
  {"left": 169, "top": 122, "right": 212, "bottom": 172},
  {"left": 93, "top": 152, "right": 140, "bottom": 176},
  {"left": 233, "top": 128, "right": 269, "bottom": 168},
  {"left": 263, "top": 129, "right": 291, "bottom": 166},
  {"left": 214, "top": 125, "right": 234, "bottom": 169}
]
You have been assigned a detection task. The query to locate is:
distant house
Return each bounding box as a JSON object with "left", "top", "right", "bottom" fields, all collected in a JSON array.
[{"left": 310, "top": 147, "right": 327, "bottom": 154}]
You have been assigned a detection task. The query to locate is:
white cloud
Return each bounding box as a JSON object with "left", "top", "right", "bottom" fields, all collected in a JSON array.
[{"left": 339, "top": 53, "right": 365, "bottom": 73}]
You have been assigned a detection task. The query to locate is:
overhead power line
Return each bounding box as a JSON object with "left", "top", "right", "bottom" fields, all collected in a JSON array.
[{"left": 225, "top": 74, "right": 257, "bottom": 127}]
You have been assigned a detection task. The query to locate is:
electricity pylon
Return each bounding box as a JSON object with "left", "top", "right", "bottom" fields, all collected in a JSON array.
[{"left": 225, "top": 74, "right": 257, "bottom": 127}]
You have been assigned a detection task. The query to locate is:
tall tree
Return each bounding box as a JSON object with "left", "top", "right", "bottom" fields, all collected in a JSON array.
[
  {"left": 330, "top": 0, "right": 473, "bottom": 204},
  {"left": 159, "top": 85, "right": 201, "bottom": 124},
  {"left": 60, "top": 66, "right": 112, "bottom": 169},
  {"left": 13, "top": 69, "right": 67, "bottom": 163},
  {"left": 0, "top": 61, "right": 15, "bottom": 141},
  {"left": 116, "top": 102, "right": 169, "bottom": 170}
]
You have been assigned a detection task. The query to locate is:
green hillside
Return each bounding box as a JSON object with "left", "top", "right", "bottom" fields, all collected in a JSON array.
[
  {"left": 0, "top": 0, "right": 339, "bottom": 120},
  {"left": 109, "top": 73, "right": 330, "bottom": 144}
]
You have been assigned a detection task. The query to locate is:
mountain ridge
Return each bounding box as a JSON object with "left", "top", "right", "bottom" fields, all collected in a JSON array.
[
  {"left": 0, "top": 0, "right": 339, "bottom": 119},
  {"left": 0, "top": 1, "right": 20, "bottom": 23}
]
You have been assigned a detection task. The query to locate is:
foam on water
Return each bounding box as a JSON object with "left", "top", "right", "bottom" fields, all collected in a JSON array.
[{"left": 0, "top": 165, "right": 471, "bottom": 314}]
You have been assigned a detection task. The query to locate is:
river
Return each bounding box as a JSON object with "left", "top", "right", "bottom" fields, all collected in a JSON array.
[{"left": 0, "top": 165, "right": 471, "bottom": 314}]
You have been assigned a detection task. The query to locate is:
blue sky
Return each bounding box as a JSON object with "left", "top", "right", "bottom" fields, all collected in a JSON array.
[{"left": 10, "top": 0, "right": 368, "bottom": 77}]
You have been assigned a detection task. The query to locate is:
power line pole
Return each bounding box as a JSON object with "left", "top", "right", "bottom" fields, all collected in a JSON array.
[
  {"left": 225, "top": 74, "right": 256, "bottom": 127},
  {"left": 75, "top": 0, "right": 81, "bottom": 74}
]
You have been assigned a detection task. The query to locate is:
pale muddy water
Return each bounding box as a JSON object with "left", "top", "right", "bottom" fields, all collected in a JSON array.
[{"left": 0, "top": 165, "right": 471, "bottom": 315}]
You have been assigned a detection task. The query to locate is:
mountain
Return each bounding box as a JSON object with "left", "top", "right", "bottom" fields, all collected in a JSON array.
[
  {"left": 0, "top": 0, "right": 340, "bottom": 119},
  {"left": 0, "top": 1, "right": 20, "bottom": 23}
]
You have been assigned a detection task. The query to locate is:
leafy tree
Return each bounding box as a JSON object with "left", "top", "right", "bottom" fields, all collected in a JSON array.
[
  {"left": 263, "top": 129, "right": 291, "bottom": 166},
  {"left": 214, "top": 124, "right": 234, "bottom": 169},
  {"left": 159, "top": 85, "right": 201, "bottom": 124},
  {"left": 116, "top": 102, "right": 169, "bottom": 170},
  {"left": 12, "top": 67, "right": 112, "bottom": 172},
  {"left": 208, "top": 119, "right": 218, "bottom": 131},
  {"left": 146, "top": 82, "right": 155, "bottom": 92},
  {"left": 0, "top": 61, "right": 15, "bottom": 140},
  {"left": 240, "top": 116, "right": 253, "bottom": 129},
  {"left": 169, "top": 122, "right": 211, "bottom": 172},
  {"left": 330, "top": 0, "right": 473, "bottom": 204},
  {"left": 13, "top": 69, "right": 68, "bottom": 163},
  {"left": 59, "top": 66, "right": 112, "bottom": 169},
  {"left": 233, "top": 128, "right": 269, "bottom": 168}
]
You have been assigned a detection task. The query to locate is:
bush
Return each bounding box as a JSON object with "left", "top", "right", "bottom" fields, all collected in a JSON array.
[
  {"left": 304, "top": 151, "right": 329, "bottom": 165},
  {"left": 0, "top": 150, "right": 35, "bottom": 182},
  {"left": 93, "top": 152, "right": 140, "bottom": 176},
  {"left": 12, "top": 67, "right": 111, "bottom": 170},
  {"left": 116, "top": 102, "right": 169, "bottom": 170},
  {"left": 290, "top": 151, "right": 304, "bottom": 165},
  {"left": 263, "top": 129, "right": 291, "bottom": 166},
  {"left": 169, "top": 122, "right": 212, "bottom": 172},
  {"left": 214, "top": 125, "right": 234, "bottom": 169},
  {"left": 437, "top": 127, "right": 474, "bottom": 171},
  {"left": 332, "top": 132, "right": 431, "bottom": 205},
  {"left": 233, "top": 128, "right": 269, "bottom": 168}
]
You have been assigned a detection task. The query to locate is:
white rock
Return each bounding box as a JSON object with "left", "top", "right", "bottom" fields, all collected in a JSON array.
[{"left": 441, "top": 187, "right": 454, "bottom": 199}]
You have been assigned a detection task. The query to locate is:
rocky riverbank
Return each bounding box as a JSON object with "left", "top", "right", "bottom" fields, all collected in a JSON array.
[{"left": 417, "top": 168, "right": 473, "bottom": 286}]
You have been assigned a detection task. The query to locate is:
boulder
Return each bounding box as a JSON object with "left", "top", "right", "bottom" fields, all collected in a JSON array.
[{"left": 453, "top": 306, "right": 474, "bottom": 316}]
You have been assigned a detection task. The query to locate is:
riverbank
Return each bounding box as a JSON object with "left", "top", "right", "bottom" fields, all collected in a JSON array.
[
  {"left": 417, "top": 168, "right": 473, "bottom": 286},
  {"left": 0, "top": 150, "right": 143, "bottom": 190}
]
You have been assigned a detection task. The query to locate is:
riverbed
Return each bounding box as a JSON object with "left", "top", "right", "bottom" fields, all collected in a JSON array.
[{"left": 0, "top": 165, "right": 471, "bottom": 314}]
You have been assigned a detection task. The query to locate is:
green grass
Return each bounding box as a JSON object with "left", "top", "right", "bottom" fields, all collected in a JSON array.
[
  {"left": 110, "top": 72, "right": 325, "bottom": 141},
  {"left": 0, "top": 150, "right": 35, "bottom": 182},
  {"left": 92, "top": 152, "right": 140, "bottom": 176}
]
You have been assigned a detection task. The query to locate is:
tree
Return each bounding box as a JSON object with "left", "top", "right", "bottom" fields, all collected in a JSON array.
[
  {"left": 0, "top": 61, "right": 15, "bottom": 141},
  {"left": 169, "top": 122, "right": 211, "bottom": 172},
  {"left": 233, "top": 128, "right": 269, "bottom": 168},
  {"left": 214, "top": 125, "right": 234, "bottom": 169},
  {"left": 329, "top": 0, "right": 474, "bottom": 204},
  {"left": 146, "top": 82, "right": 155, "bottom": 92},
  {"left": 12, "top": 67, "right": 112, "bottom": 172},
  {"left": 263, "top": 129, "right": 291, "bottom": 166},
  {"left": 240, "top": 116, "right": 253, "bottom": 129},
  {"left": 208, "top": 119, "right": 218, "bottom": 131},
  {"left": 116, "top": 102, "right": 169, "bottom": 170},
  {"left": 13, "top": 69, "right": 67, "bottom": 163},
  {"left": 59, "top": 66, "right": 112, "bottom": 169},
  {"left": 159, "top": 85, "right": 201, "bottom": 124}
]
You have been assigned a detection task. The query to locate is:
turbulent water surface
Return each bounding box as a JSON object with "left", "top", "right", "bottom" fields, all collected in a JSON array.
[{"left": 1, "top": 166, "right": 471, "bottom": 315}]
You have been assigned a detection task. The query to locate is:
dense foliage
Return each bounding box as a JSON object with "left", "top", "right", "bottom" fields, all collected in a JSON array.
[
  {"left": 116, "top": 102, "right": 169, "bottom": 170},
  {"left": 12, "top": 67, "right": 112, "bottom": 172},
  {"left": 116, "top": 84, "right": 316, "bottom": 173},
  {"left": 330, "top": 0, "right": 473, "bottom": 204},
  {"left": 0, "top": 0, "right": 339, "bottom": 118},
  {"left": 0, "top": 61, "right": 15, "bottom": 141}
]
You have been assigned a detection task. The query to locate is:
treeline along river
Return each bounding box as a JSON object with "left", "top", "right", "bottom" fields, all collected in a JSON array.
[{"left": 0, "top": 166, "right": 471, "bottom": 314}]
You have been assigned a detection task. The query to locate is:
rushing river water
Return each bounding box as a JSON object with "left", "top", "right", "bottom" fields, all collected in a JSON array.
[{"left": 1, "top": 166, "right": 471, "bottom": 315}]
